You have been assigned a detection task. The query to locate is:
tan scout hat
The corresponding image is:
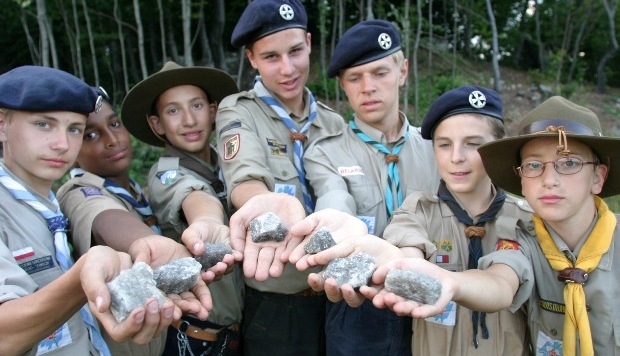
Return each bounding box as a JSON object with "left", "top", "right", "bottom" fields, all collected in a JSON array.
[
  {"left": 121, "top": 61, "right": 238, "bottom": 147},
  {"left": 478, "top": 95, "right": 620, "bottom": 198}
]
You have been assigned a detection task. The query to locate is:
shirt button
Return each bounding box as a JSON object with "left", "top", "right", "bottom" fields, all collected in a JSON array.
[{"left": 282, "top": 170, "right": 288, "bottom": 177}]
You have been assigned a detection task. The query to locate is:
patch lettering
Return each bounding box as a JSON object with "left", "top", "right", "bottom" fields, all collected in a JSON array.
[
  {"left": 80, "top": 187, "right": 103, "bottom": 197},
  {"left": 338, "top": 166, "right": 364, "bottom": 176},
  {"left": 19, "top": 255, "right": 55, "bottom": 275},
  {"left": 224, "top": 134, "right": 240, "bottom": 160}
]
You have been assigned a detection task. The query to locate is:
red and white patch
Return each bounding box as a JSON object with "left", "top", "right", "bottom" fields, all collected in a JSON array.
[
  {"left": 338, "top": 166, "right": 364, "bottom": 176},
  {"left": 496, "top": 240, "right": 520, "bottom": 251},
  {"left": 436, "top": 255, "right": 449, "bottom": 263},
  {"left": 12, "top": 247, "right": 34, "bottom": 261},
  {"left": 224, "top": 134, "right": 240, "bottom": 160}
]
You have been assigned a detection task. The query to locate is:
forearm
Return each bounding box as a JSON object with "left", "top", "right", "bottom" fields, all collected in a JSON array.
[
  {"left": 230, "top": 180, "right": 270, "bottom": 209},
  {"left": 92, "top": 209, "right": 157, "bottom": 252},
  {"left": 182, "top": 190, "right": 225, "bottom": 225},
  {"left": 0, "top": 256, "right": 87, "bottom": 355},
  {"left": 452, "top": 264, "right": 519, "bottom": 312}
]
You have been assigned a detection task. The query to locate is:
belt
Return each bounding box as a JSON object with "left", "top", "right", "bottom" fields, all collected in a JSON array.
[
  {"left": 295, "top": 287, "right": 325, "bottom": 297},
  {"left": 171, "top": 319, "right": 218, "bottom": 342}
]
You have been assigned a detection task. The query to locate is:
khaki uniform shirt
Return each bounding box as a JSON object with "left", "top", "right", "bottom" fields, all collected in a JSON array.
[
  {"left": 216, "top": 88, "right": 346, "bottom": 294},
  {"left": 148, "top": 153, "right": 244, "bottom": 326},
  {"left": 479, "top": 213, "right": 620, "bottom": 355},
  {"left": 384, "top": 190, "right": 532, "bottom": 356},
  {"left": 57, "top": 172, "right": 166, "bottom": 355},
  {"left": 0, "top": 166, "right": 95, "bottom": 355},
  {"left": 304, "top": 114, "right": 440, "bottom": 236}
]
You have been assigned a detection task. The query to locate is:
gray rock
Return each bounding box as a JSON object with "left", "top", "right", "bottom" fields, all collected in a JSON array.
[
  {"left": 384, "top": 269, "right": 442, "bottom": 305},
  {"left": 304, "top": 227, "right": 336, "bottom": 254},
  {"left": 153, "top": 257, "right": 202, "bottom": 294},
  {"left": 108, "top": 262, "right": 166, "bottom": 323},
  {"left": 195, "top": 243, "right": 233, "bottom": 270},
  {"left": 249, "top": 212, "right": 288, "bottom": 243},
  {"left": 322, "top": 252, "right": 376, "bottom": 289}
]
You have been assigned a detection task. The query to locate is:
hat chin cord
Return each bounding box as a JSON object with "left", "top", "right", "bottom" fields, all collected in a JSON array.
[{"left": 535, "top": 125, "right": 571, "bottom": 157}]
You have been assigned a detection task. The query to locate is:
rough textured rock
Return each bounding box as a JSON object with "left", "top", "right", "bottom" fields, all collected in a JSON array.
[
  {"left": 249, "top": 212, "right": 288, "bottom": 243},
  {"left": 153, "top": 257, "right": 202, "bottom": 294},
  {"left": 195, "top": 243, "right": 234, "bottom": 270},
  {"left": 384, "top": 269, "right": 442, "bottom": 305},
  {"left": 304, "top": 227, "right": 336, "bottom": 254},
  {"left": 108, "top": 262, "right": 166, "bottom": 322},
  {"left": 322, "top": 252, "right": 376, "bottom": 288}
]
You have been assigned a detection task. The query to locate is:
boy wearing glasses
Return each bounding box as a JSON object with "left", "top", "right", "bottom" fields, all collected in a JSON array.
[{"left": 366, "top": 95, "right": 620, "bottom": 356}]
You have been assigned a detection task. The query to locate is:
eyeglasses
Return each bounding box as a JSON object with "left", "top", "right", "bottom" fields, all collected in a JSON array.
[{"left": 516, "top": 157, "right": 597, "bottom": 178}]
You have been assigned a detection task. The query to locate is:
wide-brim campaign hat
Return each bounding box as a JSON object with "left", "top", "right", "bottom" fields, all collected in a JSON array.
[
  {"left": 121, "top": 61, "right": 238, "bottom": 147},
  {"left": 478, "top": 95, "right": 620, "bottom": 198}
]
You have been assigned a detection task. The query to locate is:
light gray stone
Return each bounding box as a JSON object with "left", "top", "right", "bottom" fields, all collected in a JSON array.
[
  {"left": 195, "top": 243, "right": 233, "bottom": 270},
  {"left": 153, "top": 257, "right": 202, "bottom": 294},
  {"left": 322, "top": 252, "right": 376, "bottom": 289},
  {"left": 249, "top": 212, "right": 288, "bottom": 243},
  {"left": 304, "top": 227, "right": 336, "bottom": 254},
  {"left": 384, "top": 269, "right": 442, "bottom": 305},
  {"left": 108, "top": 262, "right": 166, "bottom": 323}
]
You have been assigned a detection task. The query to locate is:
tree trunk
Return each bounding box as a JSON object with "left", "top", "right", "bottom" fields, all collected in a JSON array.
[
  {"left": 182, "top": 0, "right": 193, "bottom": 66},
  {"left": 596, "top": 0, "right": 618, "bottom": 93},
  {"left": 413, "top": 0, "right": 422, "bottom": 122},
  {"left": 156, "top": 0, "right": 168, "bottom": 62},
  {"left": 486, "top": 0, "right": 500, "bottom": 91},
  {"left": 567, "top": 0, "right": 594, "bottom": 82},
  {"left": 19, "top": 4, "right": 39, "bottom": 64},
  {"left": 535, "top": 2, "right": 545, "bottom": 71},
  {"left": 133, "top": 0, "right": 148, "bottom": 79},
  {"left": 452, "top": 0, "right": 458, "bottom": 82},
  {"left": 56, "top": 1, "right": 78, "bottom": 75},
  {"left": 81, "top": 0, "right": 99, "bottom": 85},
  {"left": 36, "top": 0, "right": 50, "bottom": 66},
  {"left": 114, "top": 0, "right": 129, "bottom": 94},
  {"left": 319, "top": 0, "right": 329, "bottom": 101},
  {"left": 210, "top": 0, "right": 226, "bottom": 70},
  {"left": 71, "top": 0, "right": 84, "bottom": 79},
  {"left": 427, "top": 0, "right": 433, "bottom": 95},
  {"left": 165, "top": 10, "right": 181, "bottom": 64}
]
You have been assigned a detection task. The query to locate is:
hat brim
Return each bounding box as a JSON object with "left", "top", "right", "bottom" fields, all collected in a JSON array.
[
  {"left": 121, "top": 67, "right": 238, "bottom": 147},
  {"left": 478, "top": 133, "right": 620, "bottom": 198}
]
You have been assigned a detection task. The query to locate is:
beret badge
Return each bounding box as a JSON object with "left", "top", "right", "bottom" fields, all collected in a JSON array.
[
  {"left": 280, "top": 4, "right": 295, "bottom": 20},
  {"left": 378, "top": 33, "right": 392, "bottom": 50},
  {"left": 468, "top": 90, "right": 487, "bottom": 109}
]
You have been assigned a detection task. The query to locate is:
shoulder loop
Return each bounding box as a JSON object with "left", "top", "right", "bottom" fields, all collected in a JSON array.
[{"left": 157, "top": 157, "right": 179, "bottom": 172}]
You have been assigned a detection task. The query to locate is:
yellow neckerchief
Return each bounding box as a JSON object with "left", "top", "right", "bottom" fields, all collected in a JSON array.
[{"left": 533, "top": 196, "right": 616, "bottom": 356}]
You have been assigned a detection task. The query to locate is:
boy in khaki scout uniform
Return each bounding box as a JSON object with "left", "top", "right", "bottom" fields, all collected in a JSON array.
[
  {"left": 57, "top": 88, "right": 171, "bottom": 355},
  {"left": 0, "top": 66, "right": 183, "bottom": 355},
  {"left": 216, "top": 0, "right": 345, "bottom": 354},
  {"left": 292, "top": 85, "right": 532, "bottom": 355},
  {"left": 303, "top": 20, "right": 439, "bottom": 355},
  {"left": 370, "top": 96, "right": 620, "bottom": 356},
  {"left": 121, "top": 62, "right": 244, "bottom": 355}
]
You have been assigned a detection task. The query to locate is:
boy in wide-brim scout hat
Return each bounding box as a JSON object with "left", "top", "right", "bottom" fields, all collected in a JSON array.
[
  {"left": 121, "top": 62, "right": 245, "bottom": 355},
  {"left": 346, "top": 96, "right": 620, "bottom": 356}
]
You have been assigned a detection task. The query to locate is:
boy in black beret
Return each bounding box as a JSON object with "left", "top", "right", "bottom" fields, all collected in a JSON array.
[
  {"left": 291, "top": 85, "right": 533, "bottom": 355},
  {"left": 0, "top": 66, "right": 198, "bottom": 355},
  {"left": 301, "top": 19, "right": 439, "bottom": 355},
  {"left": 216, "top": 0, "right": 346, "bottom": 355}
]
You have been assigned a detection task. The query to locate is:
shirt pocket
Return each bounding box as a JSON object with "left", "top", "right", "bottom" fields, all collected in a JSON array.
[
  {"left": 267, "top": 155, "right": 299, "bottom": 182},
  {"left": 348, "top": 180, "right": 382, "bottom": 215}
]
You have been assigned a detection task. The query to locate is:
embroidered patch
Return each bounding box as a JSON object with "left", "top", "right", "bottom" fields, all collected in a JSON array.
[
  {"left": 224, "top": 134, "right": 240, "bottom": 160},
  {"left": 436, "top": 255, "right": 449, "bottom": 263},
  {"left": 535, "top": 330, "right": 562, "bottom": 356},
  {"left": 437, "top": 239, "right": 453, "bottom": 252},
  {"left": 267, "top": 138, "right": 287, "bottom": 156},
  {"left": 496, "top": 239, "right": 520, "bottom": 251},
  {"left": 157, "top": 170, "right": 178, "bottom": 185},
  {"left": 275, "top": 183, "right": 296, "bottom": 197},
  {"left": 219, "top": 121, "right": 241, "bottom": 136},
  {"left": 37, "top": 322, "right": 73, "bottom": 354},
  {"left": 357, "top": 215, "right": 376, "bottom": 235},
  {"left": 338, "top": 166, "right": 364, "bottom": 176},
  {"left": 19, "top": 255, "right": 54, "bottom": 275},
  {"left": 12, "top": 247, "right": 34, "bottom": 261},
  {"left": 80, "top": 187, "right": 103, "bottom": 197},
  {"left": 425, "top": 301, "right": 456, "bottom": 326}
]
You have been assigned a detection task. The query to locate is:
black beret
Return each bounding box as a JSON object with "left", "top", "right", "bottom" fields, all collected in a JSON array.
[
  {"left": 0, "top": 66, "right": 100, "bottom": 115},
  {"left": 327, "top": 20, "right": 401, "bottom": 78},
  {"left": 421, "top": 85, "right": 503, "bottom": 139},
  {"left": 231, "top": 0, "right": 307, "bottom": 48}
]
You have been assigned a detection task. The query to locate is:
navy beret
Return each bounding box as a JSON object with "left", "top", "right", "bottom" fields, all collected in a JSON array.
[
  {"left": 327, "top": 20, "right": 401, "bottom": 78},
  {"left": 421, "top": 85, "right": 503, "bottom": 139},
  {"left": 231, "top": 0, "right": 307, "bottom": 48},
  {"left": 0, "top": 66, "right": 100, "bottom": 115}
]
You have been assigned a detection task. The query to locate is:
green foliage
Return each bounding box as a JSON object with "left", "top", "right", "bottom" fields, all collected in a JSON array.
[{"left": 129, "top": 138, "right": 162, "bottom": 187}]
